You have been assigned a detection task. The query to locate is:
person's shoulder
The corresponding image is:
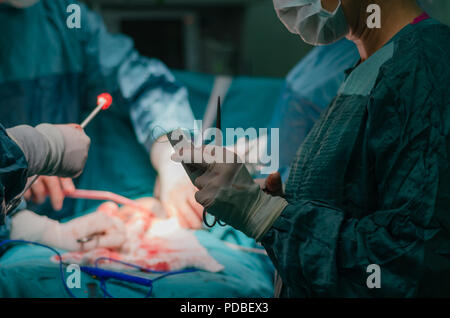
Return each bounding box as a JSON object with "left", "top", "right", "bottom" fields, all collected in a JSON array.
[
  {"left": 408, "top": 19, "right": 450, "bottom": 46},
  {"left": 374, "top": 20, "right": 449, "bottom": 93},
  {"left": 392, "top": 20, "right": 450, "bottom": 75},
  {"left": 370, "top": 21, "right": 449, "bottom": 119}
]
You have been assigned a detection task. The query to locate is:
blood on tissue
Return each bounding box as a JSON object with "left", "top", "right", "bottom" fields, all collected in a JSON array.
[
  {"left": 150, "top": 262, "right": 170, "bottom": 272},
  {"left": 52, "top": 199, "right": 225, "bottom": 273},
  {"left": 99, "top": 201, "right": 153, "bottom": 231},
  {"left": 139, "top": 237, "right": 173, "bottom": 255}
]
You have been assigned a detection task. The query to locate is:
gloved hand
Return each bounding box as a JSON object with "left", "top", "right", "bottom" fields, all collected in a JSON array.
[
  {"left": 24, "top": 176, "right": 75, "bottom": 211},
  {"left": 151, "top": 134, "right": 203, "bottom": 229},
  {"left": 6, "top": 123, "right": 91, "bottom": 178},
  {"left": 10, "top": 210, "right": 126, "bottom": 252},
  {"left": 172, "top": 145, "right": 288, "bottom": 241},
  {"left": 157, "top": 168, "right": 204, "bottom": 229}
]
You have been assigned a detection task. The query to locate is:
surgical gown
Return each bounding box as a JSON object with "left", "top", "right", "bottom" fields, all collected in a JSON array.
[
  {"left": 261, "top": 19, "right": 450, "bottom": 297},
  {"left": 0, "top": 0, "right": 195, "bottom": 218},
  {"left": 0, "top": 125, "right": 27, "bottom": 239},
  {"left": 269, "top": 39, "right": 359, "bottom": 181}
]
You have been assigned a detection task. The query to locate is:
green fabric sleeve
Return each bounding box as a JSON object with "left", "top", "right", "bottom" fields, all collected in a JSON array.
[
  {"left": 0, "top": 124, "right": 27, "bottom": 236},
  {"left": 0, "top": 125, "right": 28, "bottom": 202}
]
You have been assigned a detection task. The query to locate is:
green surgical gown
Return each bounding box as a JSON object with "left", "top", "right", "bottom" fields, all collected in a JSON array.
[{"left": 261, "top": 19, "right": 450, "bottom": 297}]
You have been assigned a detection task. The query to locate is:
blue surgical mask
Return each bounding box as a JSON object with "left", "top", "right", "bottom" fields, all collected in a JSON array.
[
  {"left": 273, "top": 0, "right": 349, "bottom": 46},
  {"left": 4, "top": 0, "right": 39, "bottom": 8}
]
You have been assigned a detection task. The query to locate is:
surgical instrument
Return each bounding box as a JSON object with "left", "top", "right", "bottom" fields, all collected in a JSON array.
[
  {"left": 202, "top": 96, "right": 226, "bottom": 228},
  {"left": 76, "top": 231, "right": 106, "bottom": 248},
  {"left": 80, "top": 93, "right": 113, "bottom": 129}
]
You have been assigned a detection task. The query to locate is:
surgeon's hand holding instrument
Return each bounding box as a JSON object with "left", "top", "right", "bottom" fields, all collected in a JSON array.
[
  {"left": 172, "top": 141, "right": 289, "bottom": 242},
  {"left": 4, "top": 93, "right": 113, "bottom": 215}
]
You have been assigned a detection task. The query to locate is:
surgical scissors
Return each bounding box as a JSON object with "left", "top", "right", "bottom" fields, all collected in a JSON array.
[{"left": 202, "top": 96, "right": 226, "bottom": 228}]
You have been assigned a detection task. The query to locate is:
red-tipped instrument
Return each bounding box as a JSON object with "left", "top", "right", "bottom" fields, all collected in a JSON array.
[{"left": 81, "top": 93, "right": 113, "bottom": 129}]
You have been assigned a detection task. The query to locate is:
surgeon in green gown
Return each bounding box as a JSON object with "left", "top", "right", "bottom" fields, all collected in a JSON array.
[{"left": 172, "top": 0, "right": 450, "bottom": 297}]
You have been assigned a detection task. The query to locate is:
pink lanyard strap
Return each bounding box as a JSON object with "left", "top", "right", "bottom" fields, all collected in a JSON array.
[{"left": 412, "top": 12, "right": 430, "bottom": 25}]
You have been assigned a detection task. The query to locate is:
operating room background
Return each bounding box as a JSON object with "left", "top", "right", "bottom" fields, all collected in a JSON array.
[
  {"left": 82, "top": 0, "right": 310, "bottom": 77},
  {"left": 83, "top": 0, "right": 450, "bottom": 78}
]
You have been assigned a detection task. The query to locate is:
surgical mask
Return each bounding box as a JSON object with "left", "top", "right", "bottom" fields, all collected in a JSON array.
[
  {"left": 3, "top": 0, "right": 39, "bottom": 8},
  {"left": 273, "top": 0, "right": 349, "bottom": 46}
]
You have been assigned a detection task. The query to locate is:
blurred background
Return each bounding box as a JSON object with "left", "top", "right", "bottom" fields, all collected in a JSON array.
[
  {"left": 83, "top": 0, "right": 311, "bottom": 77},
  {"left": 83, "top": 0, "right": 450, "bottom": 78}
]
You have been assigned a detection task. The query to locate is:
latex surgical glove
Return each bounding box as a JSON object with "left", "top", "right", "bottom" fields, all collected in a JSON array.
[
  {"left": 6, "top": 123, "right": 90, "bottom": 178},
  {"left": 23, "top": 176, "right": 75, "bottom": 211},
  {"left": 172, "top": 145, "right": 288, "bottom": 241},
  {"left": 158, "top": 162, "right": 204, "bottom": 229},
  {"left": 10, "top": 210, "right": 126, "bottom": 252},
  {"left": 151, "top": 135, "right": 203, "bottom": 229}
]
